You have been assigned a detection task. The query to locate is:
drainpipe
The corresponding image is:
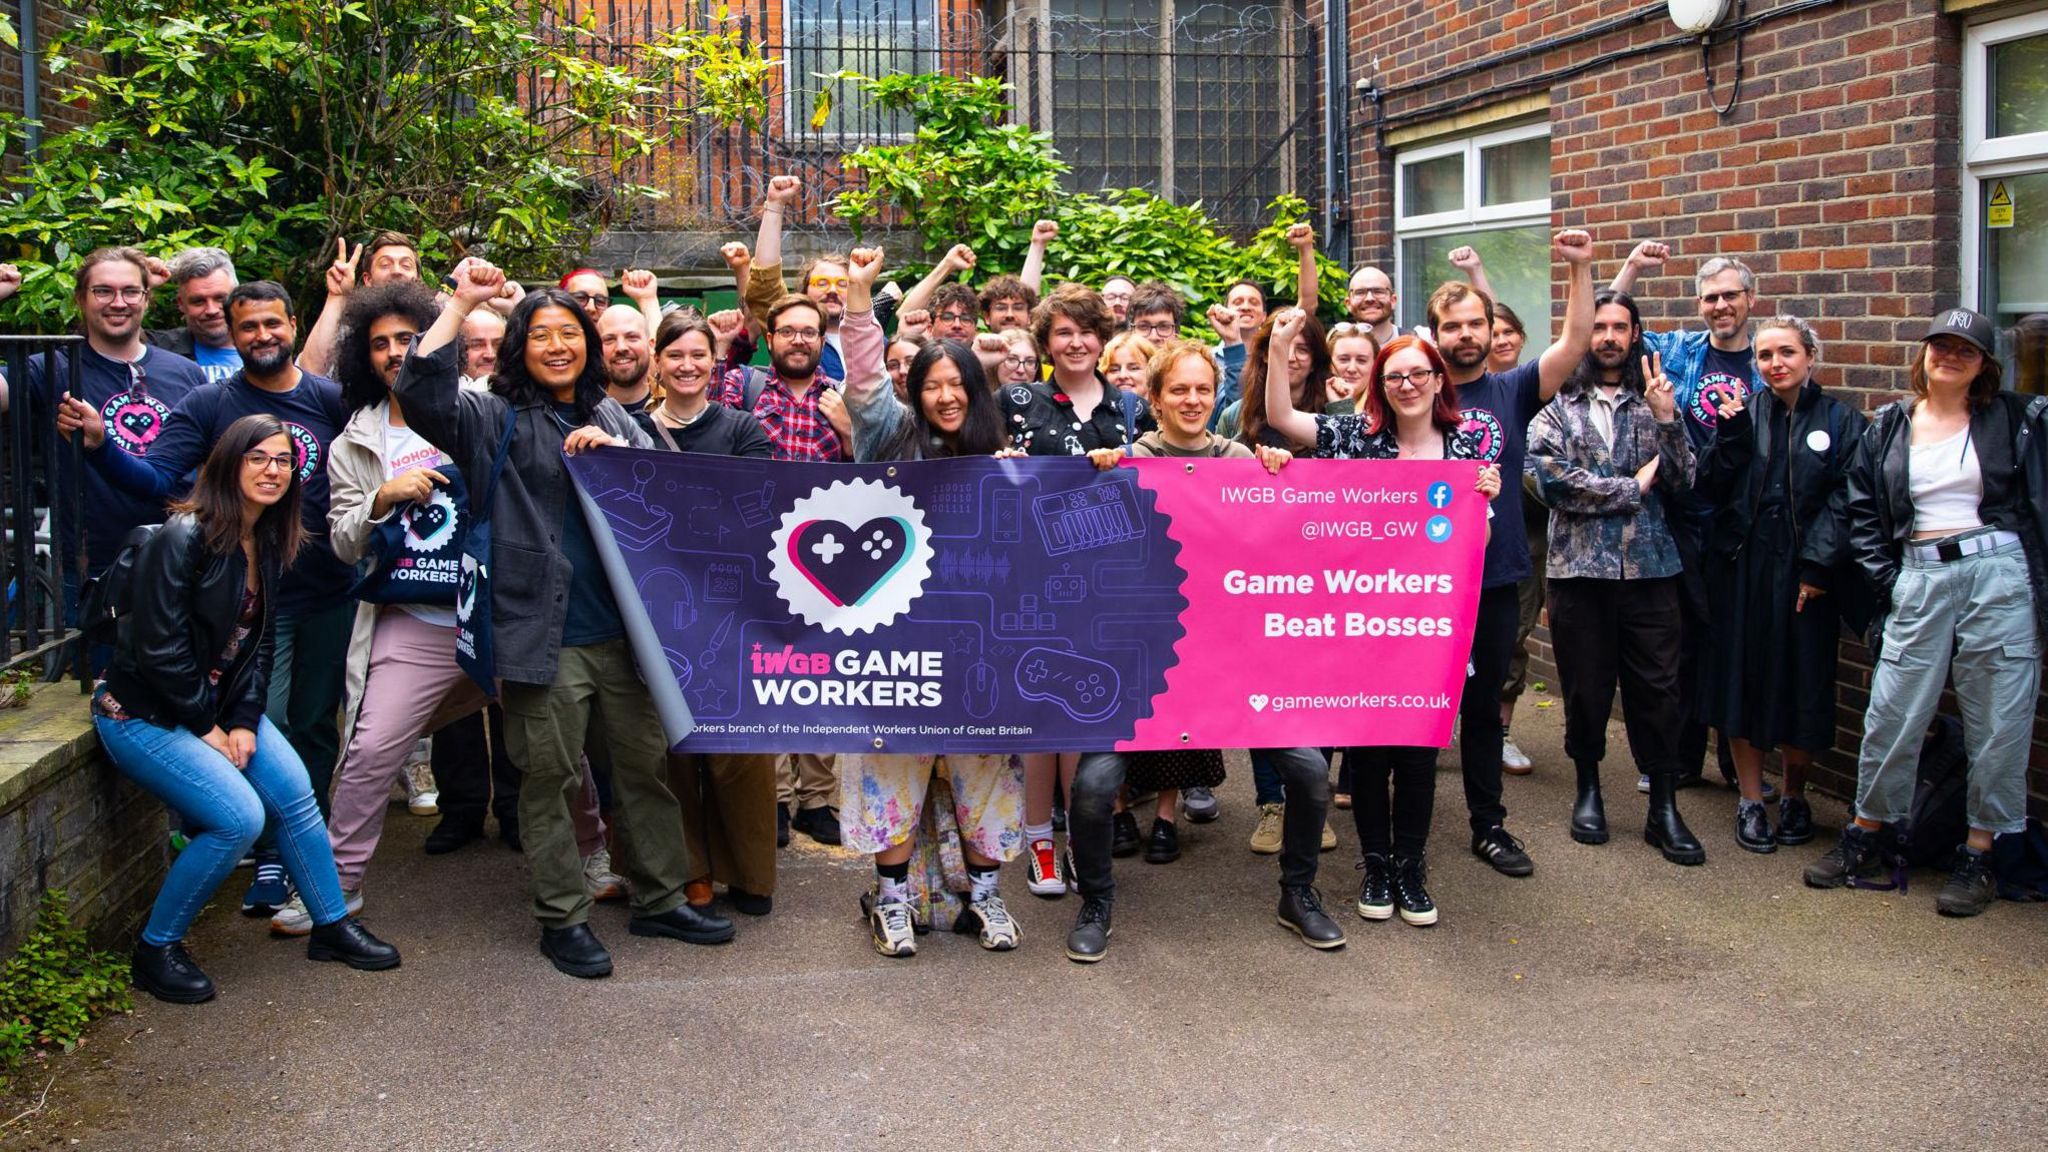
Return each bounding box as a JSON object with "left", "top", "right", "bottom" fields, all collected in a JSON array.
[
  {"left": 17, "top": 0, "right": 41, "bottom": 156},
  {"left": 1321, "top": 0, "right": 1347, "bottom": 261}
]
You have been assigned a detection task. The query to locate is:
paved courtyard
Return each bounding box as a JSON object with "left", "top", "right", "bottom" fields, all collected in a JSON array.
[{"left": 5, "top": 696, "right": 2046, "bottom": 1151}]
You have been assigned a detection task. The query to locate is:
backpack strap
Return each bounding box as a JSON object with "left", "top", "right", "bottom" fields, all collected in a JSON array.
[
  {"left": 474, "top": 406, "right": 518, "bottom": 513},
  {"left": 1119, "top": 388, "right": 1141, "bottom": 447},
  {"left": 742, "top": 366, "right": 771, "bottom": 414}
]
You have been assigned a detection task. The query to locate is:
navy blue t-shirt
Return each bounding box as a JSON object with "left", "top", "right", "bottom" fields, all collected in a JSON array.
[
  {"left": 21, "top": 344, "right": 204, "bottom": 572},
  {"left": 1454, "top": 361, "right": 1544, "bottom": 588},
  {"left": 549, "top": 401, "right": 625, "bottom": 647},
  {"left": 1672, "top": 342, "right": 1754, "bottom": 530},
  {"left": 88, "top": 368, "right": 354, "bottom": 616}
]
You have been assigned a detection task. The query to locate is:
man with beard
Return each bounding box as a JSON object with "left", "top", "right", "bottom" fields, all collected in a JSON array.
[
  {"left": 597, "top": 304, "right": 655, "bottom": 415},
  {"left": 60, "top": 281, "right": 355, "bottom": 915},
  {"left": 713, "top": 296, "right": 849, "bottom": 463},
  {"left": 1612, "top": 244, "right": 1763, "bottom": 792},
  {"left": 1427, "top": 228, "right": 1596, "bottom": 880},
  {"left": 1526, "top": 289, "right": 1704, "bottom": 867},
  {"left": 741, "top": 176, "right": 855, "bottom": 380},
  {"left": 300, "top": 231, "right": 424, "bottom": 378},
  {"left": 459, "top": 307, "right": 505, "bottom": 388},
  {"left": 143, "top": 247, "right": 243, "bottom": 383},
  {"left": 1346, "top": 266, "right": 1399, "bottom": 347},
  {"left": 27, "top": 249, "right": 205, "bottom": 648},
  {"left": 1100, "top": 276, "right": 1137, "bottom": 329}
]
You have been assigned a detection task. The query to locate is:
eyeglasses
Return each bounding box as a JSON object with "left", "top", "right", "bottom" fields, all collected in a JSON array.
[
  {"left": 568, "top": 291, "right": 608, "bottom": 308},
  {"left": 1350, "top": 287, "right": 1392, "bottom": 300},
  {"left": 1001, "top": 357, "right": 1038, "bottom": 371},
  {"left": 808, "top": 276, "right": 849, "bottom": 291},
  {"left": 1379, "top": 368, "right": 1440, "bottom": 388},
  {"left": 89, "top": 285, "right": 149, "bottom": 304},
  {"left": 773, "top": 326, "right": 821, "bottom": 342},
  {"left": 935, "top": 311, "right": 973, "bottom": 325},
  {"left": 243, "top": 451, "right": 294, "bottom": 473},
  {"left": 1328, "top": 323, "right": 1374, "bottom": 339},
  {"left": 1699, "top": 289, "right": 1749, "bottom": 306},
  {"left": 1133, "top": 322, "right": 1176, "bottom": 338}
]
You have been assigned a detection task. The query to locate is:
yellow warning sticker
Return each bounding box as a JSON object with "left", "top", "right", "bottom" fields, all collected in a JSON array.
[{"left": 1989, "top": 180, "right": 2014, "bottom": 229}]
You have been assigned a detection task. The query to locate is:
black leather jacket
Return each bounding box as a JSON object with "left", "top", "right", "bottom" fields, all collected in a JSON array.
[
  {"left": 101, "top": 513, "right": 275, "bottom": 735},
  {"left": 1844, "top": 389, "right": 2048, "bottom": 644}
]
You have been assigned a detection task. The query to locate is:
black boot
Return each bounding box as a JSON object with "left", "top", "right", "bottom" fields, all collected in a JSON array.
[
  {"left": 306, "top": 918, "right": 401, "bottom": 970},
  {"left": 1644, "top": 773, "right": 1706, "bottom": 865},
  {"left": 1571, "top": 760, "right": 1608, "bottom": 845},
  {"left": 539, "top": 923, "right": 613, "bottom": 978},
  {"left": 423, "top": 818, "right": 483, "bottom": 856},
  {"left": 1735, "top": 800, "right": 1776, "bottom": 854},
  {"left": 132, "top": 939, "right": 215, "bottom": 1004}
]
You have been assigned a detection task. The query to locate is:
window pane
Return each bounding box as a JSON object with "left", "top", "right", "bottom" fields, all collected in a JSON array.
[
  {"left": 787, "top": 0, "right": 935, "bottom": 138},
  {"left": 1399, "top": 225, "right": 1552, "bottom": 349},
  {"left": 1481, "top": 136, "right": 1550, "bottom": 206},
  {"left": 1401, "top": 154, "right": 1464, "bottom": 219},
  {"left": 1990, "top": 33, "right": 2048, "bottom": 139},
  {"left": 1984, "top": 171, "right": 2048, "bottom": 393}
]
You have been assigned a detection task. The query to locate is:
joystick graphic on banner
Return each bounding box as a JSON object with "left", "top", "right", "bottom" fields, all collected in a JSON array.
[{"left": 1015, "top": 647, "right": 1120, "bottom": 721}]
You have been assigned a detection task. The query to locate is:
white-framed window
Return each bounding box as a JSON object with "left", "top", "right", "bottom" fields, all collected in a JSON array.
[
  {"left": 1393, "top": 121, "right": 1551, "bottom": 350},
  {"left": 783, "top": 0, "right": 941, "bottom": 140},
  {"left": 1962, "top": 7, "right": 2048, "bottom": 391}
]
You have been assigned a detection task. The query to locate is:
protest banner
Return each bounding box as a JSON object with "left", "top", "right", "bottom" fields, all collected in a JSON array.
[{"left": 566, "top": 451, "right": 1486, "bottom": 754}]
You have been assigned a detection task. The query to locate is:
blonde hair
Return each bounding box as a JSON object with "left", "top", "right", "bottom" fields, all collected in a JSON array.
[
  {"left": 1146, "top": 338, "right": 1220, "bottom": 392},
  {"left": 1100, "top": 331, "right": 1158, "bottom": 374}
]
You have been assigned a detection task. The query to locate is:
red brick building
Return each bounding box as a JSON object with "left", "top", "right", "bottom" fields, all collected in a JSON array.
[{"left": 1323, "top": 0, "right": 2046, "bottom": 807}]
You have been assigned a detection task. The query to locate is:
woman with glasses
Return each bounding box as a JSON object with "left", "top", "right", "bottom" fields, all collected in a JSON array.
[
  {"left": 996, "top": 328, "right": 1041, "bottom": 387},
  {"left": 1811, "top": 308, "right": 2048, "bottom": 917},
  {"left": 1263, "top": 313, "right": 1501, "bottom": 927},
  {"left": 98, "top": 415, "right": 401, "bottom": 1003}
]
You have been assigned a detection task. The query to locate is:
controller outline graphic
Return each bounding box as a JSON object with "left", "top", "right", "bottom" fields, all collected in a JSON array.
[{"left": 1014, "top": 645, "right": 1120, "bottom": 722}]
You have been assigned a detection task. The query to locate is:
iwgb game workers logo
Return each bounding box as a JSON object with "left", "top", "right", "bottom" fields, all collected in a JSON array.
[{"left": 767, "top": 478, "right": 936, "bottom": 634}]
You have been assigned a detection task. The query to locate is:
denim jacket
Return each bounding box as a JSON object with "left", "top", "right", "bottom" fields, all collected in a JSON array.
[{"left": 1526, "top": 383, "right": 1695, "bottom": 580}]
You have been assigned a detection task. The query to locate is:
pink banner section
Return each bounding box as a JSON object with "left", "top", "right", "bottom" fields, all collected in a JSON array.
[{"left": 1122, "top": 458, "right": 1487, "bottom": 751}]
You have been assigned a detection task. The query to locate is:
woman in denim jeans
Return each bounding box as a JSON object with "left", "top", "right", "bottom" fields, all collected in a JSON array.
[
  {"left": 95, "top": 415, "right": 399, "bottom": 1003},
  {"left": 1817, "top": 308, "right": 2048, "bottom": 916}
]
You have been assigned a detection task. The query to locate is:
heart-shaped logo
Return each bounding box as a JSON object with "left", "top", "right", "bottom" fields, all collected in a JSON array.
[
  {"left": 788, "top": 517, "right": 914, "bottom": 607},
  {"left": 1248, "top": 694, "right": 1269, "bottom": 712},
  {"left": 406, "top": 500, "right": 452, "bottom": 545}
]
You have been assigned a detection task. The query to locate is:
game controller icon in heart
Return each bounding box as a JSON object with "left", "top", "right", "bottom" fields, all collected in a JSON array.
[
  {"left": 787, "top": 516, "right": 914, "bottom": 608},
  {"left": 107, "top": 399, "right": 165, "bottom": 450},
  {"left": 405, "top": 501, "right": 451, "bottom": 546},
  {"left": 1015, "top": 646, "right": 1121, "bottom": 721}
]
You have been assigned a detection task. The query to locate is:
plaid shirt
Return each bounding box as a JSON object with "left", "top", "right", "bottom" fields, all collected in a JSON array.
[{"left": 712, "top": 367, "right": 846, "bottom": 462}]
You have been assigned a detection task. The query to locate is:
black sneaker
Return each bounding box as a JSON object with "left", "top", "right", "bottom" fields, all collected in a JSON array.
[
  {"left": 776, "top": 803, "right": 790, "bottom": 849},
  {"left": 1935, "top": 847, "right": 1997, "bottom": 917},
  {"left": 1110, "top": 811, "right": 1142, "bottom": 858},
  {"left": 1143, "top": 818, "right": 1180, "bottom": 864},
  {"left": 1391, "top": 854, "right": 1438, "bottom": 926},
  {"left": 240, "top": 852, "right": 290, "bottom": 916},
  {"left": 1470, "top": 825, "right": 1535, "bottom": 877},
  {"left": 1277, "top": 885, "right": 1346, "bottom": 949},
  {"left": 1065, "top": 895, "right": 1114, "bottom": 963},
  {"left": 1803, "top": 823, "right": 1886, "bottom": 889},
  {"left": 791, "top": 805, "right": 842, "bottom": 846},
  {"left": 1775, "top": 795, "right": 1815, "bottom": 846},
  {"left": 1354, "top": 854, "right": 1394, "bottom": 921}
]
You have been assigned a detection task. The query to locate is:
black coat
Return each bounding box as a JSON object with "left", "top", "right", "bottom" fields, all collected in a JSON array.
[
  {"left": 1698, "top": 381, "right": 1872, "bottom": 632},
  {"left": 101, "top": 513, "right": 275, "bottom": 736},
  {"left": 1845, "top": 389, "right": 2048, "bottom": 653}
]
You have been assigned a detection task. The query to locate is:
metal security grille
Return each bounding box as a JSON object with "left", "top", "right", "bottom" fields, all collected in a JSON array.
[{"left": 558, "top": 0, "right": 1319, "bottom": 243}]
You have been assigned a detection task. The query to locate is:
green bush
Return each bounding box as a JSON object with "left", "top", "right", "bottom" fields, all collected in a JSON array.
[{"left": 0, "top": 890, "right": 131, "bottom": 1091}]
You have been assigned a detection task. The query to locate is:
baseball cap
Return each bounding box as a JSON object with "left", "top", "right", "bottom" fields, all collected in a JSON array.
[{"left": 1922, "top": 308, "right": 1995, "bottom": 355}]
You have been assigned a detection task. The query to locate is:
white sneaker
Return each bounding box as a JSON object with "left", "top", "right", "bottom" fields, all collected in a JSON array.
[
  {"left": 583, "top": 848, "right": 627, "bottom": 902},
  {"left": 404, "top": 760, "right": 439, "bottom": 816},
  {"left": 959, "top": 892, "right": 1021, "bottom": 951},
  {"left": 1636, "top": 773, "right": 1651, "bottom": 794},
  {"left": 1025, "top": 838, "right": 1066, "bottom": 897},
  {"left": 269, "top": 888, "right": 363, "bottom": 937},
  {"left": 870, "top": 898, "right": 917, "bottom": 957},
  {"left": 1502, "top": 740, "right": 1532, "bottom": 772}
]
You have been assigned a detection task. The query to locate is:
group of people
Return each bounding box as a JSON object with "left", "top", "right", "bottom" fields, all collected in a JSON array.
[{"left": 2, "top": 172, "right": 2040, "bottom": 1001}]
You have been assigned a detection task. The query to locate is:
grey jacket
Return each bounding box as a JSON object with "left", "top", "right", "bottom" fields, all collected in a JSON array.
[
  {"left": 393, "top": 339, "right": 652, "bottom": 686},
  {"left": 1526, "top": 381, "right": 1695, "bottom": 581}
]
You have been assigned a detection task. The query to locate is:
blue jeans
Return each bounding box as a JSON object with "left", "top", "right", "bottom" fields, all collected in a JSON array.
[{"left": 94, "top": 709, "right": 348, "bottom": 945}]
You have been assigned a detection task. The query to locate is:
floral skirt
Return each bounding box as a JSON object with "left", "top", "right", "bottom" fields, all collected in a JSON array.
[{"left": 840, "top": 753, "right": 1025, "bottom": 928}]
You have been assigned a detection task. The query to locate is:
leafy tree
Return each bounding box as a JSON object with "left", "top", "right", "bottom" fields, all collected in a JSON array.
[{"left": 0, "top": 0, "right": 772, "bottom": 330}]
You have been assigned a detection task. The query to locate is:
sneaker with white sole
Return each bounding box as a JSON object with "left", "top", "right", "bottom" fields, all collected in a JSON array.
[
  {"left": 583, "top": 848, "right": 628, "bottom": 903},
  {"left": 1501, "top": 739, "right": 1532, "bottom": 773},
  {"left": 1636, "top": 773, "right": 1651, "bottom": 794},
  {"left": 270, "top": 888, "right": 364, "bottom": 937},
  {"left": 956, "top": 892, "right": 1022, "bottom": 951},
  {"left": 1182, "top": 786, "right": 1219, "bottom": 824},
  {"left": 240, "top": 853, "right": 290, "bottom": 916},
  {"left": 870, "top": 898, "right": 917, "bottom": 957},
  {"left": 1026, "top": 837, "right": 1066, "bottom": 897},
  {"left": 404, "top": 761, "right": 439, "bottom": 817}
]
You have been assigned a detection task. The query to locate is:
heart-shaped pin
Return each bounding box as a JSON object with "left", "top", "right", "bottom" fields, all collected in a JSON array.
[
  {"left": 788, "top": 517, "right": 914, "bottom": 607},
  {"left": 406, "top": 500, "right": 452, "bottom": 545},
  {"left": 1248, "top": 694, "right": 1269, "bottom": 713}
]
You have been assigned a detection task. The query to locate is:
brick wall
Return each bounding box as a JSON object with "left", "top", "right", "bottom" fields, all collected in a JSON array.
[
  {"left": 0, "top": 2, "right": 99, "bottom": 136},
  {"left": 1338, "top": 0, "right": 2048, "bottom": 812}
]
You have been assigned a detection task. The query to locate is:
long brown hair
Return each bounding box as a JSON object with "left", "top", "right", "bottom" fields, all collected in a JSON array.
[
  {"left": 1911, "top": 340, "right": 2003, "bottom": 412},
  {"left": 169, "top": 414, "right": 306, "bottom": 568},
  {"left": 1239, "top": 311, "right": 1331, "bottom": 445}
]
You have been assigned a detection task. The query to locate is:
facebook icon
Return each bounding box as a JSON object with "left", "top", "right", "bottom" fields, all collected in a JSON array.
[{"left": 1426, "top": 481, "right": 1454, "bottom": 510}]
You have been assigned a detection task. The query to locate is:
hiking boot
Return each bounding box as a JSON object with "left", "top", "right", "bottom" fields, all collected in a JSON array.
[
  {"left": 1277, "top": 885, "right": 1345, "bottom": 949},
  {"left": 1065, "top": 895, "right": 1114, "bottom": 963},
  {"left": 1804, "top": 823, "right": 1885, "bottom": 889},
  {"left": 1248, "top": 803, "right": 1285, "bottom": 854},
  {"left": 1935, "top": 847, "right": 1997, "bottom": 918}
]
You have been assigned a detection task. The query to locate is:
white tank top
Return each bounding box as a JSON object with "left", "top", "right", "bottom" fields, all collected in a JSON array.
[{"left": 1909, "top": 425, "right": 1984, "bottom": 534}]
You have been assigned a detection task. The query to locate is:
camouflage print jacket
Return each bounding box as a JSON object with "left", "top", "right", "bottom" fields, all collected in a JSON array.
[{"left": 1525, "top": 383, "right": 1695, "bottom": 581}]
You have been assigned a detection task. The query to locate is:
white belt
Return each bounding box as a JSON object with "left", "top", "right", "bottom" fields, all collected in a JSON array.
[{"left": 1906, "top": 529, "right": 2021, "bottom": 563}]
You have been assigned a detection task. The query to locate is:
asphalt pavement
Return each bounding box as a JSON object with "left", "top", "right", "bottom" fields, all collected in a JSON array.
[{"left": 6, "top": 696, "right": 2046, "bottom": 1151}]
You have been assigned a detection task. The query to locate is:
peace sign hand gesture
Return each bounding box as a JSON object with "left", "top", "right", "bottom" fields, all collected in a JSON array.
[
  {"left": 1641, "top": 351, "right": 1677, "bottom": 422},
  {"left": 326, "top": 239, "right": 362, "bottom": 298}
]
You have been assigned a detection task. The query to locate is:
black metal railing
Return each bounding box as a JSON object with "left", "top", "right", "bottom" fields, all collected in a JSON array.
[{"left": 0, "top": 335, "right": 88, "bottom": 688}]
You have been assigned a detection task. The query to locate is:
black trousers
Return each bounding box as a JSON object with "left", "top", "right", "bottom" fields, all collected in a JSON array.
[
  {"left": 1459, "top": 583, "right": 1521, "bottom": 833},
  {"left": 1071, "top": 747, "right": 1328, "bottom": 900},
  {"left": 1348, "top": 746, "right": 1437, "bottom": 858},
  {"left": 433, "top": 704, "right": 520, "bottom": 829},
  {"left": 1547, "top": 576, "right": 1684, "bottom": 777},
  {"left": 1673, "top": 526, "right": 1734, "bottom": 779}
]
